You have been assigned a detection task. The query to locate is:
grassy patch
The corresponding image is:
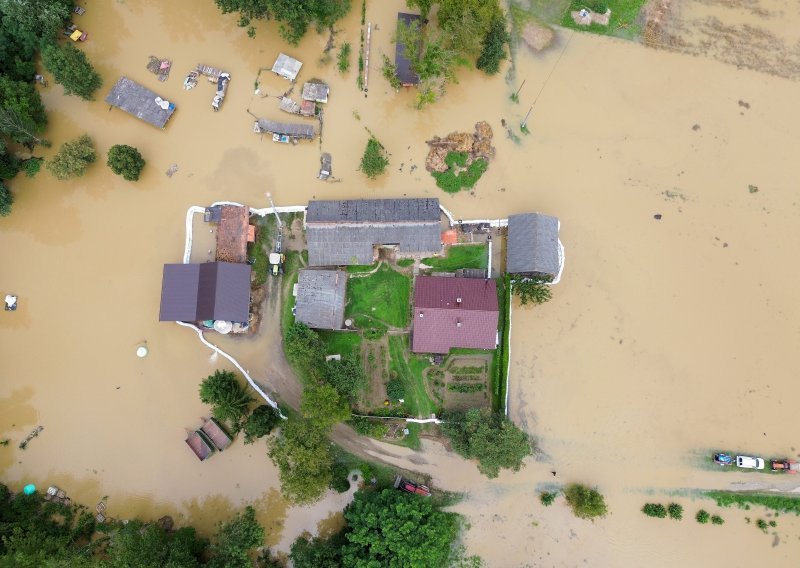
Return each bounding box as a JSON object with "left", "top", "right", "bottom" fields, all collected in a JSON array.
[
  {"left": 249, "top": 215, "right": 277, "bottom": 286},
  {"left": 706, "top": 491, "right": 800, "bottom": 515},
  {"left": 422, "top": 244, "right": 488, "bottom": 271},
  {"left": 332, "top": 445, "right": 397, "bottom": 489},
  {"left": 524, "top": 0, "right": 572, "bottom": 23},
  {"left": 388, "top": 335, "right": 435, "bottom": 418},
  {"left": 346, "top": 264, "right": 411, "bottom": 328},
  {"left": 560, "top": 0, "right": 648, "bottom": 40},
  {"left": 318, "top": 330, "right": 362, "bottom": 358},
  {"left": 431, "top": 152, "right": 488, "bottom": 193},
  {"left": 492, "top": 276, "right": 511, "bottom": 412},
  {"left": 397, "top": 258, "right": 414, "bottom": 268},
  {"left": 347, "top": 262, "right": 379, "bottom": 274}
]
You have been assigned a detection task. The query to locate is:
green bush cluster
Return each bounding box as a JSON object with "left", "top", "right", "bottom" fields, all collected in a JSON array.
[
  {"left": 360, "top": 137, "right": 389, "bottom": 179},
  {"left": 431, "top": 152, "right": 488, "bottom": 193},
  {"left": 564, "top": 484, "right": 608, "bottom": 519},
  {"left": 642, "top": 503, "right": 666, "bottom": 518},
  {"left": 696, "top": 510, "right": 710, "bottom": 524},
  {"left": 540, "top": 491, "right": 558, "bottom": 507},
  {"left": 348, "top": 416, "right": 389, "bottom": 439},
  {"left": 386, "top": 378, "right": 405, "bottom": 401}
]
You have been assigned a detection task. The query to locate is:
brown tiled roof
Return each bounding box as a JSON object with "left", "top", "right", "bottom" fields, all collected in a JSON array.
[
  {"left": 215, "top": 205, "right": 249, "bottom": 264},
  {"left": 412, "top": 276, "right": 499, "bottom": 354}
]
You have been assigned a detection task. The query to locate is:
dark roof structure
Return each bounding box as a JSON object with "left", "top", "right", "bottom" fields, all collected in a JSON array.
[
  {"left": 105, "top": 76, "right": 175, "bottom": 128},
  {"left": 306, "top": 198, "right": 442, "bottom": 266},
  {"left": 159, "top": 262, "right": 251, "bottom": 323},
  {"left": 215, "top": 205, "right": 249, "bottom": 263},
  {"left": 254, "top": 119, "right": 315, "bottom": 139},
  {"left": 412, "top": 276, "right": 499, "bottom": 354},
  {"left": 295, "top": 269, "right": 347, "bottom": 330},
  {"left": 272, "top": 53, "right": 302, "bottom": 81},
  {"left": 302, "top": 81, "right": 329, "bottom": 103},
  {"left": 506, "top": 213, "right": 560, "bottom": 278},
  {"left": 395, "top": 13, "right": 421, "bottom": 86}
]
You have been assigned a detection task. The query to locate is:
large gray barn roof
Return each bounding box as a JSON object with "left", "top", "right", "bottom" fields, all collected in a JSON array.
[
  {"left": 159, "top": 262, "right": 251, "bottom": 323},
  {"left": 307, "top": 198, "right": 440, "bottom": 223},
  {"left": 506, "top": 213, "right": 560, "bottom": 277},
  {"left": 255, "top": 119, "right": 315, "bottom": 139},
  {"left": 105, "top": 76, "right": 175, "bottom": 129},
  {"left": 295, "top": 269, "right": 347, "bottom": 330}
]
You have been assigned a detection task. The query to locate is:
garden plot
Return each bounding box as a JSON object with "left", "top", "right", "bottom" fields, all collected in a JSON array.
[{"left": 434, "top": 355, "right": 492, "bottom": 410}]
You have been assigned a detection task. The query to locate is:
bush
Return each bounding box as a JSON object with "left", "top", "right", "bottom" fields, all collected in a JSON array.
[
  {"left": 642, "top": 503, "right": 667, "bottom": 518},
  {"left": 511, "top": 277, "right": 553, "bottom": 305},
  {"left": 46, "top": 134, "right": 96, "bottom": 180},
  {"left": 329, "top": 462, "right": 351, "bottom": 493},
  {"left": 381, "top": 54, "right": 402, "bottom": 89},
  {"left": 199, "top": 369, "right": 254, "bottom": 432},
  {"left": 667, "top": 503, "right": 683, "bottom": 520},
  {"left": 476, "top": 16, "right": 509, "bottom": 75},
  {"left": 337, "top": 42, "right": 351, "bottom": 73},
  {"left": 0, "top": 182, "right": 12, "bottom": 217},
  {"left": 756, "top": 518, "right": 768, "bottom": 532},
  {"left": 40, "top": 42, "right": 102, "bottom": 100},
  {"left": 564, "top": 484, "right": 608, "bottom": 519},
  {"left": 540, "top": 491, "right": 557, "bottom": 507},
  {"left": 696, "top": 510, "right": 710, "bottom": 524},
  {"left": 107, "top": 144, "right": 145, "bottom": 181},
  {"left": 359, "top": 137, "right": 389, "bottom": 179},
  {"left": 386, "top": 378, "right": 405, "bottom": 401},
  {"left": 431, "top": 152, "right": 488, "bottom": 193},
  {"left": 21, "top": 157, "right": 42, "bottom": 177},
  {"left": 710, "top": 515, "right": 724, "bottom": 525},
  {"left": 349, "top": 416, "right": 389, "bottom": 439},
  {"left": 243, "top": 405, "right": 281, "bottom": 443}
]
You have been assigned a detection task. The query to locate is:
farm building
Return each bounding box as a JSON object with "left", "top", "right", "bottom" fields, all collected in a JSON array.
[
  {"left": 272, "top": 53, "right": 302, "bottom": 81},
  {"left": 305, "top": 198, "right": 442, "bottom": 266},
  {"left": 159, "top": 262, "right": 251, "bottom": 324},
  {"left": 506, "top": 213, "right": 564, "bottom": 283},
  {"left": 105, "top": 76, "right": 175, "bottom": 128},
  {"left": 253, "top": 119, "right": 316, "bottom": 140},
  {"left": 215, "top": 205, "right": 251, "bottom": 264},
  {"left": 412, "top": 276, "right": 499, "bottom": 354},
  {"left": 294, "top": 269, "right": 347, "bottom": 330},
  {"left": 302, "top": 81, "right": 329, "bottom": 103},
  {"left": 395, "top": 13, "right": 421, "bottom": 87}
]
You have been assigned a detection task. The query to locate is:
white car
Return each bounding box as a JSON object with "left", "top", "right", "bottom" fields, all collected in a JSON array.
[{"left": 736, "top": 456, "right": 765, "bottom": 469}]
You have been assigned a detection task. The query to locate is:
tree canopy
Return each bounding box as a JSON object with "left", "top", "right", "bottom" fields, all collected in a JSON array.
[
  {"left": 243, "top": 404, "right": 280, "bottom": 443},
  {"left": 301, "top": 383, "right": 350, "bottom": 430},
  {"left": 564, "top": 484, "right": 608, "bottom": 519},
  {"left": 341, "top": 489, "right": 459, "bottom": 568},
  {"left": 0, "top": 77, "right": 47, "bottom": 144},
  {"left": 107, "top": 144, "right": 145, "bottom": 182},
  {"left": 476, "top": 15, "right": 510, "bottom": 75},
  {"left": 268, "top": 419, "right": 333, "bottom": 504},
  {"left": 105, "top": 521, "right": 207, "bottom": 568},
  {"left": 0, "top": 0, "right": 72, "bottom": 43},
  {"left": 214, "top": 0, "right": 351, "bottom": 44},
  {"left": 40, "top": 42, "right": 102, "bottom": 100},
  {"left": 46, "top": 134, "right": 96, "bottom": 180},
  {"left": 440, "top": 408, "right": 532, "bottom": 478},
  {"left": 199, "top": 370, "right": 254, "bottom": 432},
  {"left": 208, "top": 506, "right": 264, "bottom": 568},
  {"left": 284, "top": 322, "right": 324, "bottom": 382},
  {"left": 323, "top": 354, "right": 367, "bottom": 400},
  {"left": 290, "top": 533, "right": 345, "bottom": 568},
  {"left": 511, "top": 277, "right": 553, "bottom": 305},
  {"left": 359, "top": 137, "right": 389, "bottom": 179}
]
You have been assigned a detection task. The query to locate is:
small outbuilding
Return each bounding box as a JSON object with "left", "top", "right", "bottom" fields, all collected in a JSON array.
[
  {"left": 201, "top": 418, "right": 232, "bottom": 451},
  {"left": 105, "top": 76, "right": 175, "bottom": 129},
  {"left": 395, "top": 13, "right": 421, "bottom": 87},
  {"left": 215, "top": 205, "right": 250, "bottom": 264},
  {"left": 294, "top": 269, "right": 347, "bottom": 330},
  {"left": 272, "top": 53, "right": 302, "bottom": 81},
  {"left": 302, "top": 81, "right": 329, "bottom": 103},
  {"left": 506, "top": 213, "right": 563, "bottom": 283},
  {"left": 253, "top": 119, "right": 316, "bottom": 140},
  {"left": 159, "top": 262, "right": 251, "bottom": 324}
]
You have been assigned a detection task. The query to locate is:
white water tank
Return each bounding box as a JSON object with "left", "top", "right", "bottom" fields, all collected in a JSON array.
[{"left": 213, "top": 320, "right": 233, "bottom": 334}]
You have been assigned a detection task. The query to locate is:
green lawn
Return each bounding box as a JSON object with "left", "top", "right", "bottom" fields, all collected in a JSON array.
[
  {"left": 560, "top": 0, "right": 648, "bottom": 40},
  {"left": 347, "top": 262, "right": 379, "bottom": 274},
  {"left": 494, "top": 276, "right": 511, "bottom": 412},
  {"left": 318, "top": 330, "right": 362, "bottom": 358},
  {"left": 388, "top": 335, "right": 435, "bottom": 418},
  {"left": 346, "top": 264, "right": 411, "bottom": 328},
  {"left": 422, "top": 244, "right": 488, "bottom": 271}
]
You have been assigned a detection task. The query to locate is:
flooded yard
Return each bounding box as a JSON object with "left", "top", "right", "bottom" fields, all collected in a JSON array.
[{"left": 1, "top": 0, "right": 800, "bottom": 564}]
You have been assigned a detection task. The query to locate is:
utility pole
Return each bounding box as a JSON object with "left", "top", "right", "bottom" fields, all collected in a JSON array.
[
  {"left": 521, "top": 105, "right": 534, "bottom": 129},
  {"left": 514, "top": 79, "right": 526, "bottom": 100}
]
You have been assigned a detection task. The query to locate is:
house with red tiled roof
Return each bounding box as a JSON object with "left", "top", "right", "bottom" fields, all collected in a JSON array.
[{"left": 411, "top": 276, "right": 499, "bottom": 354}]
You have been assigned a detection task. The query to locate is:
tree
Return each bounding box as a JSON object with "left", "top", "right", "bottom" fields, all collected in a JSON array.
[
  {"left": 268, "top": 419, "right": 333, "bottom": 504},
  {"left": 107, "top": 144, "right": 145, "bottom": 181},
  {"left": 540, "top": 491, "right": 557, "bottom": 506},
  {"left": 40, "top": 42, "right": 102, "bottom": 100},
  {"left": 46, "top": 134, "right": 96, "bottom": 180},
  {"left": 406, "top": 0, "right": 435, "bottom": 20},
  {"left": 106, "top": 520, "right": 207, "bottom": 568},
  {"left": 0, "top": 77, "right": 47, "bottom": 143},
  {"left": 440, "top": 408, "right": 531, "bottom": 478},
  {"left": 301, "top": 383, "right": 350, "bottom": 430},
  {"left": 476, "top": 15, "right": 509, "bottom": 75},
  {"left": 0, "top": 0, "right": 72, "bottom": 42},
  {"left": 642, "top": 503, "right": 667, "bottom": 518},
  {"left": 667, "top": 503, "right": 683, "bottom": 520},
  {"left": 436, "top": 0, "right": 503, "bottom": 56},
  {"left": 199, "top": 370, "right": 254, "bottom": 431},
  {"left": 0, "top": 107, "right": 49, "bottom": 148},
  {"left": 0, "top": 140, "right": 20, "bottom": 180},
  {"left": 324, "top": 355, "right": 367, "bottom": 400},
  {"left": 341, "top": 489, "right": 459, "bottom": 568},
  {"left": 208, "top": 506, "right": 264, "bottom": 568},
  {"left": 564, "top": 484, "right": 608, "bottom": 519},
  {"left": 695, "top": 509, "right": 710, "bottom": 524},
  {"left": 290, "top": 532, "right": 345, "bottom": 568},
  {"left": 214, "top": 0, "right": 351, "bottom": 44},
  {"left": 359, "top": 137, "right": 388, "bottom": 179},
  {"left": 243, "top": 404, "right": 280, "bottom": 443},
  {"left": 284, "top": 322, "right": 324, "bottom": 381},
  {"left": 511, "top": 277, "right": 553, "bottom": 305}
]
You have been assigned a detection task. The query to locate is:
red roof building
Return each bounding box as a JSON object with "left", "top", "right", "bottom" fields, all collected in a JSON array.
[{"left": 412, "top": 276, "right": 499, "bottom": 354}]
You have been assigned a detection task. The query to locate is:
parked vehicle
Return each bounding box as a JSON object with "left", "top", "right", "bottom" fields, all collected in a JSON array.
[
  {"left": 64, "top": 25, "right": 87, "bottom": 41},
  {"left": 736, "top": 455, "right": 765, "bottom": 469},
  {"left": 713, "top": 453, "right": 733, "bottom": 465},
  {"left": 269, "top": 252, "right": 285, "bottom": 276},
  {"left": 771, "top": 459, "right": 800, "bottom": 473},
  {"left": 394, "top": 475, "right": 431, "bottom": 497}
]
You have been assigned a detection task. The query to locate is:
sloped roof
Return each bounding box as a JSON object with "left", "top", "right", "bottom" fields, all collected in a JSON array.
[
  {"left": 105, "top": 76, "right": 175, "bottom": 128},
  {"left": 215, "top": 205, "right": 249, "bottom": 264},
  {"left": 159, "top": 262, "right": 251, "bottom": 323},
  {"left": 302, "top": 82, "right": 329, "bottom": 103},
  {"left": 506, "top": 213, "right": 560, "bottom": 277},
  {"left": 295, "top": 269, "right": 347, "bottom": 329},
  {"left": 307, "top": 198, "right": 440, "bottom": 223},
  {"left": 412, "top": 276, "right": 499, "bottom": 354},
  {"left": 395, "top": 13, "right": 421, "bottom": 86},
  {"left": 272, "top": 53, "right": 302, "bottom": 81},
  {"left": 255, "top": 119, "right": 315, "bottom": 139}
]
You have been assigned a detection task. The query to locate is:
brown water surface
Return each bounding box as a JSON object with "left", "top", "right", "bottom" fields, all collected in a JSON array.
[{"left": 2, "top": 0, "right": 800, "bottom": 563}]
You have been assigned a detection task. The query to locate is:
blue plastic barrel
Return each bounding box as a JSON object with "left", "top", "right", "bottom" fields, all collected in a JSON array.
[{"left": 23, "top": 484, "right": 35, "bottom": 495}]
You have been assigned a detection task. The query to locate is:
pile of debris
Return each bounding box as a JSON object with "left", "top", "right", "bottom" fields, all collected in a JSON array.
[
  {"left": 425, "top": 121, "right": 495, "bottom": 173},
  {"left": 146, "top": 56, "right": 172, "bottom": 81}
]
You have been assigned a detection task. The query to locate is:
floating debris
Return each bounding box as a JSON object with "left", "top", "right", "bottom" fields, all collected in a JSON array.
[
  {"left": 166, "top": 164, "right": 178, "bottom": 177},
  {"left": 653, "top": 214, "right": 663, "bottom": 220},
  {"left": 748, "top": 184, "right": 759, "bottom": 193},
  {"left": 19, "top": 425, "right": 43, "bottom": 450},
  {"left": 318, "top": 153, "right": 332, "bottom": 180},
  {"left": 146, "top": 56, "right": 172, "bottom": 82}
]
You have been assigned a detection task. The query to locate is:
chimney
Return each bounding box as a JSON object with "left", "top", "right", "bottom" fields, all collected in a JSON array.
[
  {"left": 419, "top": 312, "right": 424, "bottom": 318},
  {"left": 456, "top": 297, "right": 462, "bottom": 305},
  {"left": 456, "top": 319, "right": 461, "bottom": 328}
]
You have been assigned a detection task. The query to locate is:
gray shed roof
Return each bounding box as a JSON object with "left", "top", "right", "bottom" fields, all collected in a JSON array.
[
  {"left": 295, "top": 269, "right": 347, "bottom": 330},
  {"left": 302, "top": 82, "right": 329, "bottom": 103},
  {"left": 255, "top": 119, "right": 315, "bottom": 139},
  {"left": 159, "top": 262, "right": 251, "bottom": 323},
  {"left": 506, "top": 213, "right": 560, "bottom": 277},
  {"left": 272, "top": 53, "right": 302, "bottom": 81},
  {"left": 307, "top": 198, "right": 440, "bottom": 223},
  {"left": 105, "top": 76, "right": 175, "bottom": 129}
]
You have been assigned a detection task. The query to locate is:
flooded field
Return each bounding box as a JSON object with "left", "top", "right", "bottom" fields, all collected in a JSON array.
[{"left": 2, "top": 0, "right": 800, "bottom": 564}]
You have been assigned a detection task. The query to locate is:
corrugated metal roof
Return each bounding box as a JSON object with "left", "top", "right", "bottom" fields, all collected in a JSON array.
[
  {"left": 105, "top": 76, "right": 175, "bottom": 129},
  {"left": 395, "top": 13, "right": 421, "bottom": 86},
  {"left": 412, "top": 277, "right": 499, "bottom": 354},
  {"left": 295, "top": 269, "right": 347, "bottom": 329},
  {"left": 506, "top": 213, "right": 560, "bottom": 277},
  {"left": 302, "top": 82, "right": 329, "bottom": 103},
  {"left": 255, "top": 119, "right": 315, "bottom": 139},
  {"left": 272, "top": 53, "right": 302, "bottom": 81},
  {"left": 307, "top": 224, "right": 441, "bottom": 266},
  {"left": 307, "top": 198, "right": 440, "bottom": 223},
  {"left": 159, "top": 262, "right": 251, "bottom": 323}
]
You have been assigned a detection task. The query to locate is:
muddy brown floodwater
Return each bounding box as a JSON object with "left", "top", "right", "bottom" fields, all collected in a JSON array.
[{"left": 2, "top": 0, "right": 800, "bottom": 564}]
